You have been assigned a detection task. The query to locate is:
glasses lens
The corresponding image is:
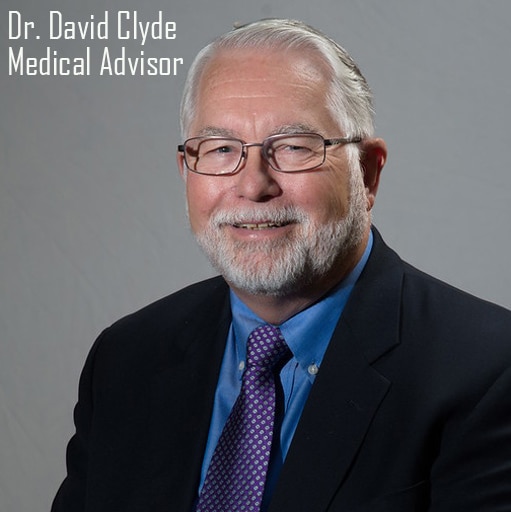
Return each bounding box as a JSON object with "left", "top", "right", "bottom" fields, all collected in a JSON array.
[
  {"left": 185, "top": 137, "right": 242, "bottom": 174},
  {"left": 267, "top": 134, "right": 325, "bottom": 172}
]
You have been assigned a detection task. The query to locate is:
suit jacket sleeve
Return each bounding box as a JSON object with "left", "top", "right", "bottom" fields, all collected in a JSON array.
[
  {"left": 429, "top": 365, "right": 511, "bottom": 510},
  {"left": 51, "top": 331, "right": 103, "bottom": 511}
]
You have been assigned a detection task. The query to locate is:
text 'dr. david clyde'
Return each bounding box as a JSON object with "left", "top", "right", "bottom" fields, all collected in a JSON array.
[{"left": 8, "top": 10, "right": 185, "bottom": 77}]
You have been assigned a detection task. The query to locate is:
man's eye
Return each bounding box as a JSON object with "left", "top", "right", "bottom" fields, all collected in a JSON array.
[
  {"left": 276, "top": 144, "right": 311, "bottom": 153},
  {"left": 216, "top": 145, "right": 234, "bottom": 153},
  {"left": 204, "top": 144, "right": 236, "bottom": 156}
]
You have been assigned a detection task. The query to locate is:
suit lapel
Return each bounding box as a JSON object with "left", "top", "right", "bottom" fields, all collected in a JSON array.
[{"left": 269, "top": 228, "right": 404, "bottom": 512}]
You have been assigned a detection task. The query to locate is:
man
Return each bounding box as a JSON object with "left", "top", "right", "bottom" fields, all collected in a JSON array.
[{"left": 52, "top": 19, "right": 511, "bottom": 511}]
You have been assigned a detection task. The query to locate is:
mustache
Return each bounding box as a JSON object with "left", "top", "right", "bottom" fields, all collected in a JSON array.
[{"left": 208, "top": 205, "right": 308, "bottom": 227}]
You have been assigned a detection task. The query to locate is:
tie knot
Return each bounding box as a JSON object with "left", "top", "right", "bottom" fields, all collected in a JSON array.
[{"left": 246, "top": 324, "right": 289, "bottom": 371}]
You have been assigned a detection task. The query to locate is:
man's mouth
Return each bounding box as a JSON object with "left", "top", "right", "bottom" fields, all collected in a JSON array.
[{"left": 232, "top": 221, "right": 290, "bottom": 230}]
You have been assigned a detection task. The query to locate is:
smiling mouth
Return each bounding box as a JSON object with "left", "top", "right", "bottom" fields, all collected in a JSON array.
[{"left": 232, "top": 221, "right": 290, "bottom": 230}]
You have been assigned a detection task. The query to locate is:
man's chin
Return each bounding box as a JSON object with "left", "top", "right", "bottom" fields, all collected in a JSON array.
[{"left": 197, "top": 245, "right": 301, "bottom": 296}]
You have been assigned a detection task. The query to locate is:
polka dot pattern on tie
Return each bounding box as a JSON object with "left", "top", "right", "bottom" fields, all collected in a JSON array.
[{"left": 195, "top": 324, "right": 289, "bottom": 512}]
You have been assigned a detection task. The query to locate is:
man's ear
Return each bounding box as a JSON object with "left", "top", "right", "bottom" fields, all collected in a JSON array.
[
  {"left": 177, "top": 150, "right": 187, "bottom": 181},
  {"left": 359, "top": 138, "right": 387, "bottom": 211}
]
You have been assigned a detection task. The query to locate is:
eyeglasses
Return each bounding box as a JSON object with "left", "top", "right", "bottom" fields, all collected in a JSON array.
[{"left": 177, "top": 133, "right": 362, "bottom": 176}]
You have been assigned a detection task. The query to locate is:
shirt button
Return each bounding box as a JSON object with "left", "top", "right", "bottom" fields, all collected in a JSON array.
[
  {"left": 308, "top": 363, "right": 319, "bottom": 375},
  {"left": 238, "top": 361, "right": 245, "bottom": 371}
]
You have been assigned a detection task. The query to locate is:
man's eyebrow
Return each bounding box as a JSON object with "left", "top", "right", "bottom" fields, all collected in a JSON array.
[
  {"left": 195, "top": 123, "right": 322, "bottom": 139},
  {"left": 269, "top": 123, "right": 320, "bottom": 136},
  {"left": 196, "top": 126, "right": 238, "bottom": 137}
]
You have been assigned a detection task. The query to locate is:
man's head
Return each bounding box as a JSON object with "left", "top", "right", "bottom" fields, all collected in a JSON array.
[{"left": 177, "top": 19, "right": 386, "bottom": 302}]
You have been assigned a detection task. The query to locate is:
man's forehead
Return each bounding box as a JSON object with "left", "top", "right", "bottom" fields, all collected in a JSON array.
[
  {"left": 200, "top": 46, "right": 330, "bottom": 84},
  {"left": 186, "top": 47, "right": 338, "bottom": 137}
]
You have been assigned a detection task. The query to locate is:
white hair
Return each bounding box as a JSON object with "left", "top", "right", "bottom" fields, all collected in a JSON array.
[{"left": 179, "top": 19, "right": 375, "bottom": 144}]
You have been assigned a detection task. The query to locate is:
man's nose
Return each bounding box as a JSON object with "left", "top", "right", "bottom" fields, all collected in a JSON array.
[{"left": 234, "top": 146, "right": 282, "bottom": 201}]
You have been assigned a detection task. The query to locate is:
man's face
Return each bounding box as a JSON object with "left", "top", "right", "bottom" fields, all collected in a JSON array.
[{"left": 178, "top": 48, "right": 377, "bottom": 297}]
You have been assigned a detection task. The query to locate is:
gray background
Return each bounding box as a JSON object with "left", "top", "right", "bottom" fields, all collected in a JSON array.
[{"left": 1, "top": 1, "right": 510, "bottom": 510}]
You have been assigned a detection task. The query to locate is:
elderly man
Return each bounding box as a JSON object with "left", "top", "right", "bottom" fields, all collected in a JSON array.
[{"left": 52, "top": 19, "right": 511, "bottom": 512}]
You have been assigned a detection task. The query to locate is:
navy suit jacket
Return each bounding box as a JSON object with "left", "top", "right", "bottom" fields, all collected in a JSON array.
[{"left": 52, "top": 228, "right": 511, "bottom": 511}]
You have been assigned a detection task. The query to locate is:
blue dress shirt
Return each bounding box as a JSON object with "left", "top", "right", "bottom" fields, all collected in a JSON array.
[{"left": 198, "top": 232, "right": 373, "bottom": 505}]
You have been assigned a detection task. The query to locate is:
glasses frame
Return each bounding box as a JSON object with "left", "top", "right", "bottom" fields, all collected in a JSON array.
[{"left": 177, "top": 132, "right": 362, "bottom": 176}]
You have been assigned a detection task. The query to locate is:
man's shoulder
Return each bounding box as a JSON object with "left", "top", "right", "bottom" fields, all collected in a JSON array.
[
  {"left": 401, "top": 258, "right": 511, "bottom": 324},
  {"left": 103, "top": 275, "right": 229, "bottom": 339},
  {"left": 367, "top": 227, "right": 511, "bottom": 346},
  {"left": 147, "top": 275, "right": 229, "bottom": 314},
  {"left": 371, "top": 226, "right": 510, "bottom": 318},
  {"left": 361, "top": 229, "right": 511, "bottom": 389},
  {"left": 391, "top": 247, "right": 511, "bottom": 361},
  {"left": 80, "top": 276, "right": 231, "bottom": 402}
]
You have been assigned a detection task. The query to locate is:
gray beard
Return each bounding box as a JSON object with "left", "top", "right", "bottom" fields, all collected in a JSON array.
[{"left": 192, "top": 171, "right": 369, "bottom": 297}]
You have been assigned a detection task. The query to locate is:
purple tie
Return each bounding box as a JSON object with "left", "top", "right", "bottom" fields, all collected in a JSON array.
[{"left": 196, "top": 324, "right": 290, "bottom": 512}]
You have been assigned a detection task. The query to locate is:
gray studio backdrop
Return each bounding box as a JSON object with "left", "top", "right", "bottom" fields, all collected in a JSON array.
[{"left": 1, "top": 1, "right": 510, "bottom": 510}]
